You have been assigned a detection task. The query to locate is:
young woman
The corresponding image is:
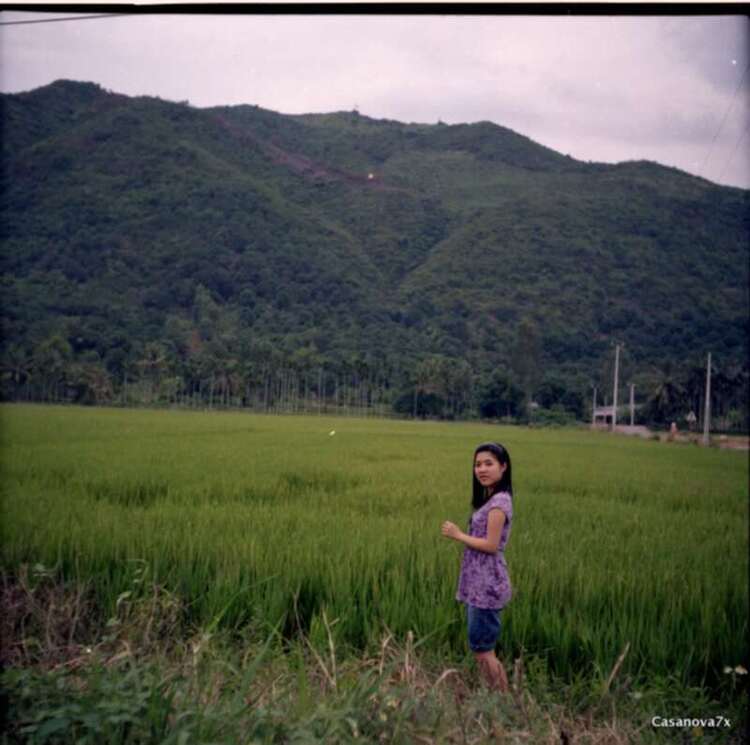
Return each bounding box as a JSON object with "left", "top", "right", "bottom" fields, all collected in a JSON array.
[{"left": 441, "top": 441, "right": 513, "bottom": 692}]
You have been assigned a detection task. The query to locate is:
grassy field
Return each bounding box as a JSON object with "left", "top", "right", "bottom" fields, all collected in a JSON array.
[{"left": 2, "top": 403, "right": 747, "bottom": 707}]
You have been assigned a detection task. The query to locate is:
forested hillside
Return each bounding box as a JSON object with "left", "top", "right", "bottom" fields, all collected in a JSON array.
[{"left": 1, "top": 80, "right": 748, "bottom": 427}]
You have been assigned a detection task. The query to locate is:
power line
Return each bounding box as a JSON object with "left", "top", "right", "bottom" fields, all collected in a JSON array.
[
  {"left": 0, "top": 13, "right": 133, "bottom": 26},
  {"left": 699, "top": 61, "right": 750, "bottom": 179},
  {"left": 716, "top": 122, "right": 750, "bottom": 185}
]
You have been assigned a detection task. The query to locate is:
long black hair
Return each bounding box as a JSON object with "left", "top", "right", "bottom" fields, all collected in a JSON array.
[{"left": 472, "top": 441, "right": 513, "bottom": 510}]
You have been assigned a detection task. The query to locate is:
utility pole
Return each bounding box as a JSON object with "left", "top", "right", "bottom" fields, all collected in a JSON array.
[
  {"left": 702, "top": 352, "right": 712, "bottom": 446},
  {"left": 592, "top": 386, "right": 597, "bottom": 427},
  {"left": 629, "top": 383, "right": 635, "bottom": 426},
  {"left": 612, "top": 344, "right": 620, "bottom": 432}
]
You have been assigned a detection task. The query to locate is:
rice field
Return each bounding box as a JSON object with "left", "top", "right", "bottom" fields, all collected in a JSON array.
[{"left": 1, "top": 403, "right": 747, "bottom": 695}]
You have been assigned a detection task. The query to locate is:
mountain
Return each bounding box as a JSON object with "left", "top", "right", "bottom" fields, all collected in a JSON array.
[{"left": 1, "top": 80, "right": 748, "bottom": 417}]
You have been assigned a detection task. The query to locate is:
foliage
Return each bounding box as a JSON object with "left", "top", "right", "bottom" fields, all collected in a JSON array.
[
  {"left": 1, "top": 81, "right": 749, "bottom": 426},
  {"left": 643, "top": 365, "right": 688, "bottom": 426},
  {"left": 535, "top": 373, "right": 585, "bottom": 419},
  {"left": 4, "top": 664, "right": 177, "bottom": 745},
  {"left": 528, "top": 405, "right": 580, "bottom": 428},
  {"left": 8, "top": 627, "right": 741, "bottom": 745},
  {"left": 477, "top": 370, "right": 526, "bottom": 420}
]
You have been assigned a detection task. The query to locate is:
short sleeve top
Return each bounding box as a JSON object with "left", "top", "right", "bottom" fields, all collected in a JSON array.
[{"left": 456, "top": 491, "right": 513, "bottom": 610}]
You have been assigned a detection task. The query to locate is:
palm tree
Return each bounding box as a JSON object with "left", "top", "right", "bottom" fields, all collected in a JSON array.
[
  {"left": 1, "top": 344, "right": 33, "bottom": 400},
  {"left": 136, "top": 342, "right": 169, "bottom": 404},
  {"left": 683, "top": 363, "right": 708, "bottom": 424},
  {"left": 644, "top": 364, "right": 688, "bottom": 426},
  {"left": 33, "top": 335, "right": 73, "bottom": 402}
]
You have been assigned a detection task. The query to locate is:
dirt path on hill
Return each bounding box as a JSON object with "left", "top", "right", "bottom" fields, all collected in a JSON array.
[{"left": 213, "top": 114, "right": 412, "bottom": 194}]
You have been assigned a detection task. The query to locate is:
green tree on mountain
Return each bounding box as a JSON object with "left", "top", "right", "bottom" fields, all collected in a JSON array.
[{"left": 478, "top": 370, "right": 525, "bottom": 419}]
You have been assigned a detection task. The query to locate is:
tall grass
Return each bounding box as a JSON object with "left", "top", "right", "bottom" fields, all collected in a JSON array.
[{"left": 1, "top": 403, "right": 747, "bottom": 694}]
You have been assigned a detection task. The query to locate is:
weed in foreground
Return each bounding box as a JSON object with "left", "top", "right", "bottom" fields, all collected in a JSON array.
[{"left": 4, "top": 572, "right": 747, "bottom": 744}]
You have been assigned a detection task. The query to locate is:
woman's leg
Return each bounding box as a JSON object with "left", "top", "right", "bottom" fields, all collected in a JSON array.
[
  {"left": 466, "top": 605, "right": 508, "bottom": 692},
  {"left": 474, "top": 650, "right": 509, "bottom": 693}
]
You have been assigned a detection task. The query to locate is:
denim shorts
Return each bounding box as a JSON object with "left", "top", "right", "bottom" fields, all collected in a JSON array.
[{"left": 466, "top": 604, "right": 501, "bottom": 653}]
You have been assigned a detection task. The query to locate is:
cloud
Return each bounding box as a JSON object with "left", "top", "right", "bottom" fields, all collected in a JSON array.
[{"left": 1, "top": 11, "right": 747, "bottom": 187}]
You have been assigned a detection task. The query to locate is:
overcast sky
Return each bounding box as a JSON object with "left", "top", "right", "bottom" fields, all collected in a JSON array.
[{"left": 1, "top": 11, "right": 748, "bottom": 188}]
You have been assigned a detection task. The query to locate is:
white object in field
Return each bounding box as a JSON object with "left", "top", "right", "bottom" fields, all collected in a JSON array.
[
  {"left": 367, "top": 173, "right": 374, "bottom": 180},
  {"left": 329, "top": 430, "right": 336, "bottom": 436}
]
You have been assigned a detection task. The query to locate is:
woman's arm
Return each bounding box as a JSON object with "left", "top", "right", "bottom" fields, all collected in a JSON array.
[{"left": 441, "top": 509, "right": 505, "bottom": 554}]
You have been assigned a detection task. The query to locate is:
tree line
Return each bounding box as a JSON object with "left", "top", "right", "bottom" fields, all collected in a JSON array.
[{"left": 2, "top": 332, "right": 747, "bottom": 432}]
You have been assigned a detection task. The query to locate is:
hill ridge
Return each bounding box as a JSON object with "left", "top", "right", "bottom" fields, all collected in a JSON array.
[{"left": 1, "top": 80, "right": 747, "bottom": 419}]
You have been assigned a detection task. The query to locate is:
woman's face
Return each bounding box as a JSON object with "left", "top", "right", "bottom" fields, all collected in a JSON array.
[{"left": 474, "top": 450, "right": 506, "bottom": 489}]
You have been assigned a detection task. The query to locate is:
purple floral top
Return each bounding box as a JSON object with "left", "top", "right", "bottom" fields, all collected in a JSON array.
[{"left": 456, "top": 491, "right": 513, "bottom": 609}]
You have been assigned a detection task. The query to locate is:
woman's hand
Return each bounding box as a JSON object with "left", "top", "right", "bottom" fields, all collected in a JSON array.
[{"left": 441, "top": 521, "right": 463, "bottom": 541}]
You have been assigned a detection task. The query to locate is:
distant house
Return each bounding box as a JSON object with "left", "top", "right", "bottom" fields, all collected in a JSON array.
[
  {"left": 592, "top": 404, "right": 618, "bottom": 427},
  {"left": 592, "top": 404, "right": 648, "bottom": 437}
]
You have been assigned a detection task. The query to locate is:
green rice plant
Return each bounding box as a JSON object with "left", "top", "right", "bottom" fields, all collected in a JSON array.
[{"left": 1, "top": 403, "right": 747, "bottom": 702}]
